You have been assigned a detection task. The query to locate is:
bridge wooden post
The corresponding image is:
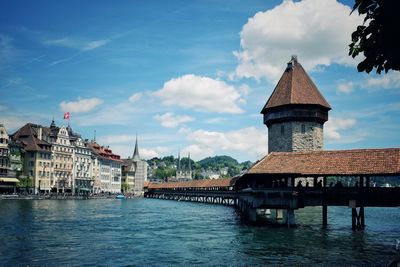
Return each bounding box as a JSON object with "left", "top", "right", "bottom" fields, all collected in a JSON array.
[
  {"left": 287, "top": 209, "right": 296, "bottom": 226},
  {"left": 351, "top": 206, "right": 365, "bottom": 230},
  {"left": 360, "top": 206, "right": 365, "bottom": 229},
  {"left": 322, "top": 205, "right": 328, "bottom": 227},
  {"left": 352, "top": 208, "right": 357, "bottom": 230}
]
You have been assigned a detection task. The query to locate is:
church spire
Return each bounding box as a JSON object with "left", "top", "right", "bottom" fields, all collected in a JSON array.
[
  {"left": 132, "top": 134, "right": 140, "bottom": 161},
  {"left": 188, "top": 152, "right": 191, "bottom": 170},
  {"left": 50, "top": 117, "right": 56, "bottom": 128},
  {"left": 177, "top": 152, "right": 181, "bottom": 171}
]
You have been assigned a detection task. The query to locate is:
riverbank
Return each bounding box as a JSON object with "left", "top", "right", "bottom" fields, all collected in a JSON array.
[{"left": 0, "top": 193, "right": 139, "bottom": 200}]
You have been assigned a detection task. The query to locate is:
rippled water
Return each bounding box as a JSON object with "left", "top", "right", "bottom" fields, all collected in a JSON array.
[{"left": 1, "top": 199, "right": 399, "bottom": 266}]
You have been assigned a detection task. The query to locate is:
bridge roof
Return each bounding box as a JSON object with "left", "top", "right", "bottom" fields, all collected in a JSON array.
[
  {"left": 246, "top": 148, "right": 400, "bottom": 177},
  {"left": 147, "top": 178, "right": 234, "bottom": 189}
]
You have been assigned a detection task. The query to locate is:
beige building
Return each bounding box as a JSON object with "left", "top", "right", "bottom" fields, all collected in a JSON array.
[
  {"left": 46, "top": 122, "right": 74, "bottom": 193},
  {"left": 12, "top": 123, "right": 53, "bottom": 193}
]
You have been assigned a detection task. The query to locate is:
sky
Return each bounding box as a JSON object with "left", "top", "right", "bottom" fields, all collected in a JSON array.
[{"left": 1, "top": 0, "right": 399, "bottom": 162}]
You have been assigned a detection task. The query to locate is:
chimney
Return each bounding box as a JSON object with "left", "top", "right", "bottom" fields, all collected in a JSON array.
[{"left": 37, "top": 127, "right": 43, "bottom": 140}]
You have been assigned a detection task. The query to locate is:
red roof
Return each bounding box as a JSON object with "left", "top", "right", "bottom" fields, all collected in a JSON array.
[
  {"left": 87, "top": 142, "right": 122, "bottom": 162},
  {"left": 148, "top": 178, "right": 234, "bottom": 189},
  {"left": 261, "top": 59, "right": 331, "bottom": 113},
  {"left": 246, "top": 148, "right": 400, "bottom": 176}
]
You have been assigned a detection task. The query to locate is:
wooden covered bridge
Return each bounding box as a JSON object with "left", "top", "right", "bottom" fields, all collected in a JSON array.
[{"left": 145, "top": 148, "right": 400, "bottom": 230}]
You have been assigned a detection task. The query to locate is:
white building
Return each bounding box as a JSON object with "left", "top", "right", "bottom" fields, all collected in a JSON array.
[
  {"left": 87, "top": 142, "right": 122, "bottom": 194},
  {"left": 72, "top": 137, "right": 93, "bottom": 194}
]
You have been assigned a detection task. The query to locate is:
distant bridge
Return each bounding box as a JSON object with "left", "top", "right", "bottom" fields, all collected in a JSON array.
[{"left": 145, "top": 148, "right": 400, "bottom": 230}]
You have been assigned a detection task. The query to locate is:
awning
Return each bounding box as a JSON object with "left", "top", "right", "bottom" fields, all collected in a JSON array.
[{"left": 0, "top": 178, "right": 20, "bottom": 183}]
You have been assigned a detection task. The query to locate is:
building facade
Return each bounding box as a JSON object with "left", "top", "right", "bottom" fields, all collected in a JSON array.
[
  {"left": 0, "top": 124, "right": 10, "bottom": 177},
  {"left": 121, "top": 137, "right": 148, "bottom": 195},
  {"left": 72, "top": 137, "right": 93, "bottom": 193},
  {"left": 10, "top": 121, "right": 122, "bottom": 194},
  {"left": 87, "top": 141, "right": 122, "bottom": 194},
  {"left": 12, "top": 123, "right": 53, "bottom": 193},
  {"left": 261, "top": 56, "right": 331, "bottom": 153}
]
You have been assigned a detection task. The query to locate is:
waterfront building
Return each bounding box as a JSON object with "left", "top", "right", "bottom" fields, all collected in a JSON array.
[
  {"left": 87, "top": 141, "right": 122, "bottom": 193},
  {"left": 176, "top": 153, "right": 192, "bottom": 181},
  {"left": 12, "top": 123, "right": 53, "bottom": 193},
  {"left": 72, "top": 138, "right": 93, "bottom": 194},
  {"left": 121, "top": 137, "right": 148, "bottom": 195},
  {"left": 121, "top": 158, "right": 135, "bottom": 192},
  {"left": 8, "top": 140, "right": 24, "bottom": 179},
  {"left": 261, "top": 56, "right": 331, "bottom": 153},
  {"left": 46, "top": 122, "right": 74, "bottom": 193},
  {"left": 0, "top": 124, "right": 10, "bottom": 177},
  {"left": 0, "top": 124, "right": 21, "bottom": 193}
]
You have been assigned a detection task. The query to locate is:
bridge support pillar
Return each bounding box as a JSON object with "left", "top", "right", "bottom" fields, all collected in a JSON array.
[
  {"left": 351, "top": 207, "right": 365, "bottom": 230},
  {"left": 286, "top": 209, "right": 296, "bottom": 226},
  {"left": 322, "top": 205, "right": 328, "bottom": 227}
]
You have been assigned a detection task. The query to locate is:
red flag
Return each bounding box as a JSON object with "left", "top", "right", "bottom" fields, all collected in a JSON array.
[{"left": 63, "top": 112, "right": 70, "bottom": 120}]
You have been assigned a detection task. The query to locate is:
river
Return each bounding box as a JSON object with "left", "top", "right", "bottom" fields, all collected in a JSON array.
[{"left": 0, "top": 198, "right": 399, "bottom": 266}]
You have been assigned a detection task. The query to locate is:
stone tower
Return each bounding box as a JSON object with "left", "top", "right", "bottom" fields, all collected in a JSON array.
[{"left": 261, "top": 56, "right": 331, "bottom": 153}]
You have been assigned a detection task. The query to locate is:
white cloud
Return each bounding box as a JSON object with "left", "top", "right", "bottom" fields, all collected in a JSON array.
[
  {"left": 110, "top": 144, "right": 170, "bottom": 159},
  {"left": 337, "top": 72, "right": 400, "bottom": 94},
  {"left": 234, "top": 0, "right": 362, "bottom": 81},
  {"left": 181, "top": 145, "right": 215, "bottom": 161},
  {"left": 128, "top": 92, "right": 143, "bottom": 103},
  {"left": 178, "top": 127, "right": 191, "bottom": 134},
  {"left": 364, "top": 72, "right": 400, "bottom": 89},
  {"left": 183, "top": 127, "right": 268, "bottom": 160},
  {"left": 75, "top": 101, "right": 136, "bottom": 126},
  {"left": 0, "top": 115, "right": 29, "bottom": 132},
  {"left": 205, "top": 117, "right": 226, "bottom": 124},
  {"left": 153, "top": 74, "right": 245, "bottom": 114},
  {"left": 60, "top": 98, "right": 104, "bottom": 113},
  {"left": 83, "top": 40, "right": 109, "bottom": 51},
  {"left": 325, "top": 117, "right": 357, "bottom": 141},
  {"left": 45, "top": 37, "right": 108, "bottom": 51},
  {"left": 154, "top": 112, "right": 194, "bottom": 128},
  {"left": 98, "top": 134, "right": 137, "bottom": 145},
  {"left": 337, "top": 81, "right": 354, "bottom": 93}
]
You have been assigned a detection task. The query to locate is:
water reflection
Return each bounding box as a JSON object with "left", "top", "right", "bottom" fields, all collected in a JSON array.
[{"left": 0, "top": 199, "right": 399, "bottom": 266}]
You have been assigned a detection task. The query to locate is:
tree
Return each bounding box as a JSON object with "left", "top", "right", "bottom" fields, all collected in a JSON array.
[
  {"left": 17, "top": 175, "right": 33, "bottom": 192},
  {"left": 349, "top": 0, "right": 400, "bottom": 74},
  {"left": 121, "top": 182, "right": 130, "bottom": 193}
]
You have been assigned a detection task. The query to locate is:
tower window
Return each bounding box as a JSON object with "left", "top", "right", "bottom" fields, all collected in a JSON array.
[
  {"left": 301, "top": 124, "right": 305, "bottom": 134},
  {"left": 281, "top": 125, "right": 285, "bottom": 136}
]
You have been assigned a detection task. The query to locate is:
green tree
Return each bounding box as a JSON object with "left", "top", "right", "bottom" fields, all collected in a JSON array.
[
  {"left": 121, "top": 182, "right": 130, "bottom": 193},
  {"left": 17, "top": 176, "right": 33, "bottom": 191},
  {"left": 349, "top": 0, "right": 400, "bottom": 73}
]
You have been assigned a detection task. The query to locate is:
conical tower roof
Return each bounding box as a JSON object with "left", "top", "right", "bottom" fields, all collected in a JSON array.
[
  {"left": 132, "top": 135, "right": 140, "bottom": 161},
  {"left": 261, "top": 56, "right": 331, "bottom": 114}
]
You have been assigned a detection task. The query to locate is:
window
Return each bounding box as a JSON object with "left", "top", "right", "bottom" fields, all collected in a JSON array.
[
  {"left": 280, "top": 125, "right": 285, "bottom": 136},
  {"left": 301, "top": 124, "right": 306, "bottom": 134}
]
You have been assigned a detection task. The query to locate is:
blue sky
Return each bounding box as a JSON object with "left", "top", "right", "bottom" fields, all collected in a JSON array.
[{"left": 1, "top": 0, "right": 399, "bottom": 162}]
